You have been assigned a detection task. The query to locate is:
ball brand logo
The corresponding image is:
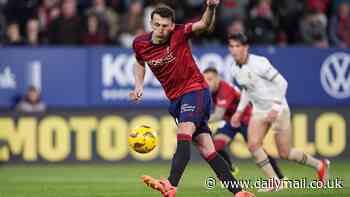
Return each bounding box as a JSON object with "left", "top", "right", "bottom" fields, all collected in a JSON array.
[{"left": 320, "top": 53, "right": 350, "bottom": 99}]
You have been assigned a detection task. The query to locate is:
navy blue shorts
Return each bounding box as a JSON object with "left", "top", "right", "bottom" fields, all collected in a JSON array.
[
  {"left": 168, "top": 88, "right": 212, "bottom": 140},
  {"left": 216, "top": 122, "right": 248, "bottom": 141}
]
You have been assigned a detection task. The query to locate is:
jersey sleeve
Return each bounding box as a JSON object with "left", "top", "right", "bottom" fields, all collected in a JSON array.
[
  {"left": 237, "top": 89, "right": 250, "bottom": 112},
  {"left": 177, "top": 23, "right": 194, "bottom": 40},
  {"left": 256, "top": 57, "right": 288, "bottom": 105},
  {"left": 132, "top": 39, "right": 145, "bottom": 66},
  {"left": 256, "top": 57, "right": 280, "bottom": 81}
]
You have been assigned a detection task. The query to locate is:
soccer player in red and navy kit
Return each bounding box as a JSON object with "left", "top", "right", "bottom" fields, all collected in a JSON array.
[
  {"left": 203, "top": 67, "right": 284, "bottom": 180},
  {"left": 130, "top": 2, "right": 255, "bottom": 197}
]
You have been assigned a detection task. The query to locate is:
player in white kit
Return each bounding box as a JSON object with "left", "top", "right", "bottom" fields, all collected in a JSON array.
[{"left": 228, "top": 33, "right": 330, "bottom": 191}]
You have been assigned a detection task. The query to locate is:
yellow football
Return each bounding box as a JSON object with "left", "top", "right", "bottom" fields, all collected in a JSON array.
[{"left": 128, "top": 125, "right": 157, "bottom": 154}]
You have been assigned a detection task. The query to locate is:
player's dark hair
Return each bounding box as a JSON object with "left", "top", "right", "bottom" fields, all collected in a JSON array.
[
  {"left": 227, "top": 32, "right": 249, "bottom": 45},
  {"left": 203, "top": 67, "right": 219, "bottom": 75},
  {"left": 151, "top": 5, "right": 175, "bottom": 22}
]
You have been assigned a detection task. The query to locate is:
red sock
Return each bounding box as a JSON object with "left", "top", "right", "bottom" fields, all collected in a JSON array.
[{"left": 214, "top": 139, "right": 227, "bottom": 151}]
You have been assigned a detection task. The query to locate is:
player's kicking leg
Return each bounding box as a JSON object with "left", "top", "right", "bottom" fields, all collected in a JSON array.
[
  {"left": 141, "top": 89, "right": 254, "bottom": 197},
  {"left": 273, "top": 109, "right": 329, "bottom": 185},
  {"left": 141, "top": 122, "right": 194, "bottom": 197},
  {"left": 195, "top": 132, "right": 255, "bottom": 197},
  {"left": 141, "top": 88, "right": 208, "bottom": 196}
]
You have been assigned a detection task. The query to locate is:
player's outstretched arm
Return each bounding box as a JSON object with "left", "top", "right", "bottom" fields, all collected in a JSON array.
[
  {"left": 129, "top": 62, "right": 145, "bottom": 102},
  {"left": 192, "top": 0, "right": 219, "bottom": 34},
  {"left": 207, "top": 7, "right": 216, "bottom": 33}
]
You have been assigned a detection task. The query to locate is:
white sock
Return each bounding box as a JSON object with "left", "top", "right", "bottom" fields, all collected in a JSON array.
[
  {"left": 253, "top": 148, "right": 278, "bottom": 178},
  {"left": 288, "top": 148, "right": 321, "bottom": 170}
]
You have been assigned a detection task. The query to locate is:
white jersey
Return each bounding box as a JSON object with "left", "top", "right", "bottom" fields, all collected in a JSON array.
[{"left": 232, "top": 54, "right": 289, "bottom": 113}]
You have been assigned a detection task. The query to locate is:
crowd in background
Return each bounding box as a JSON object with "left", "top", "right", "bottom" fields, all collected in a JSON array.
[{"left": 0, "top": 0, "right": 349, "bottom": 48}]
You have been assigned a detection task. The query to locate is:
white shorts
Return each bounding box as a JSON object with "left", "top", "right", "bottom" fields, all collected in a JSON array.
[{"left": 251, "top": 107, "right": 291, "bottom": 133}]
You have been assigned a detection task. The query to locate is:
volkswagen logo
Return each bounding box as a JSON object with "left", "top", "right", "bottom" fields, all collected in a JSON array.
[{"left": 320, "top": 52, "right": 350, "bottom": 99}]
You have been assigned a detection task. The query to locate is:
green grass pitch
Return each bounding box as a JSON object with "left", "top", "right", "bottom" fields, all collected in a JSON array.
[{"left": 0, "top": 160, "right": 348, "bottom": 197}]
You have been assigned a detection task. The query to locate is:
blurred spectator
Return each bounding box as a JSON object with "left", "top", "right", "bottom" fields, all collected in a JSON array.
[
  {"left": 48, "top": 0, "right": 82, "bottom": 44},
  {"left": 222, "top": 18, "right": 245, "bottom": 44},
  {"left": 331, "top": 0, "right": 350, "bottom": 13},
  {"left": 170, "top": 1, "right": 186, "bottom": 23},
  {"left": 272, "top": 0, "right": 304, "bottom": 43},
  {"left": 16, "top": 85, "right": 46, "bottom": 113},
  {"left": 307, "top": 0, "right": 331, "bottom": 14},
  {"left": 81, "top": 14, "right": 109, "bottom": 45},
  {"left": 3, "top": 0, "right": 39, "bottom": 28},
  {"left": 4, "top": 22, "right": 25, "bottom": 45},
  {"left": 300, "top": 10, "right": 329, "bottom": 48},
  {"left": 219, "top": 0, "right": 249, "bottom": 27},
  {"left": 0, "top": 0, "right": 348, "bottom": 47},
  {"left": 247, "top": 0, "right": 277, "bottom": 44},
  {"left": 37, "top": 0, "right": 60, "bottom": 32},
  {"left": 76, "top": 0, "right": 91, "bottom": 11},
  {"left": 26, "top": 18, "right": 42, "bottom": 46},
  {"left": 119, "top": 0, "right": 144, "bottom": 47},
  {"left": 226, "top": 18, "right": 245, "bottom": 35},
  {"left": 275, "top": 30, "right": 288, "bottom": 46},
  {"left": 183, "top": 0, "right": 204, "bottom": 21},
  {"left": 329, "top": 2, "right": 350, "bottom": 47},
  {"left": 110, "top": 0, "right": 127, "bottom": 13},
  {"left": 86, "top": 0, "right": 119, "bottom": 42},
  {"left": 0, "top": 11, "right": 6, "bottom": 44},
  {"left": 218, "top": 18, "right": 246, "bottom": 44}
]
